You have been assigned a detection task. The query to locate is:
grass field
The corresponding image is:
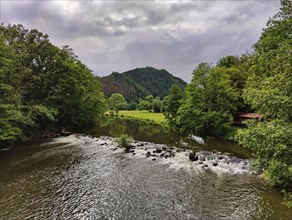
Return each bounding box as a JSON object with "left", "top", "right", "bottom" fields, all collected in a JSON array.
[{"left": 111, "top": 110, "right": 166, "bottom": 124}]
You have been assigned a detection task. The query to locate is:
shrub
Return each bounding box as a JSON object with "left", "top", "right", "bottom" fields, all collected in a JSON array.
[{"left": 115, "top": 134, "right": 134, "bottom": 152}]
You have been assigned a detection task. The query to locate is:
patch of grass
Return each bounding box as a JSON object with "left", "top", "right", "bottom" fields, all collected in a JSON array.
[{"left": 116, "top": 110, "right": 166, "bottom": 124}]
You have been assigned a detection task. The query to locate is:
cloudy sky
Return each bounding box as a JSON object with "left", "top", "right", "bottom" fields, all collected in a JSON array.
[{"left": 1, "top": 0, "right": 280, "bottom": 82}]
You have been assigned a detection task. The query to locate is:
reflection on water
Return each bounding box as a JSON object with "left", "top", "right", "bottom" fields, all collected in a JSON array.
[
  {"left": 0, "top": 135, "right": 291, "bottom": 219},
  {"left": 1, "top": 118, "right": 291, "bottom": 219},
  {"left": 93, "top": 117, "right": 177, "bottom": 144},
  {"left": 92, "top": 117, "right": 252, "bottom": 158}
]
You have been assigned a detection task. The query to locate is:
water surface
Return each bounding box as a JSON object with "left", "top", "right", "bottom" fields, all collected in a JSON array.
[{"left": 0, "top": 119, "right": 291, "bottom": 219}]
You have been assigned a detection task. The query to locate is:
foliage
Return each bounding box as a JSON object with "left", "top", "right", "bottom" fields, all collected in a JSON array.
[
  {"left": 115, "top": 134, "right": 134, "bottom": 152},
  {"left": 152, "top": 96, "right": 162, "bottom": 113},
  {"left": 177, "top": 63, "right": 240, "bottom": 137},
  {"left": 138, "top": 99, "right": 149, "bottom": 111},
  {"left": 163, "top": 84, "right": 184, "bottom": 126},
  {"left": 235, "top": 121, "right": 292, "bottom": 187},
  {"left": 99, "top": 67, "right": 187, "bottom": 101},
  {"left": 282, "top": 190, "right": 292, "bottom": 208},
  {"left": 235, "top": 0, "right": 292, "bottom": 206},
  {"left": 145, "top": 95, "right": 154, "bottom": 111},
  {"left": 128, "top": 101, "right": 139, "bottom": 110},
  {"left": 0, "top": 24, "right": 107, "bottom": 146},
  {"left": 216, "top": 55, "right": 239, "bottom": 68},
  {"left": 108, "top": 93, "right": 128, "bottom": 113}
]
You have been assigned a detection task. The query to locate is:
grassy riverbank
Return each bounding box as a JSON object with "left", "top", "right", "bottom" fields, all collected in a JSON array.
[{"left": 106, "top": 110, "right": 166, "bottom": 125}]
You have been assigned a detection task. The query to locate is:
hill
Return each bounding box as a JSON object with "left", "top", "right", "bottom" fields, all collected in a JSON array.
[{"left": 98, "top": 67, "right": 187, "bottom": 100}]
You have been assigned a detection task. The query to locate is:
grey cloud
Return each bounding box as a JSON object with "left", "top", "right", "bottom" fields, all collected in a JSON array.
[
  {"left": 1, "top": 0, "right": 281, "bottom": 82},
  {"left": 102, "top": 15, "right": 144, "bottom": 28},
  {"left": 146, "top": 11, "right": 165, "bottom": 25}
]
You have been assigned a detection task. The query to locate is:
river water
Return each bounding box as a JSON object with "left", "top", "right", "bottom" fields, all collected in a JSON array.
[{"left": 0, "top": 118, "right": 291, "bottom": 219}]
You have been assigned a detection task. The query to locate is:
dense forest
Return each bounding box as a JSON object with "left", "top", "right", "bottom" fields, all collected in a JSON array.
[
  {"left": 0, "top": 24, "right": 108, "bottom": 147},
  {"left": 98, "top": 67, "right": 187, "bottom": 101}
]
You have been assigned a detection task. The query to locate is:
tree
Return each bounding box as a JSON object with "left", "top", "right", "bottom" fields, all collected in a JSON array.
[
  {"left": 145, "top": 95, "right": 154, "bottom": 111},
  {"left": 0, "top": 24, "right": 107, "bottom": 146},
  {"left": 235, "top": 0, "right": 292, "bottom": 206},
  {"left": 163, "top": 84, "right": 184, "bottom": 126},
  {"left": 137, "top": 95, "right": 154, "bottom": 111},
  {"left": 108, "top": 93, "right": 128, "bottom": 113},
  {"left": 138, "top": 99, "right": 148, "bottom": 111},
  {"left": 128, "top": 101, "right": 139, "bottom": 110},
  {"left": 152, "top": 96, "right": 162, "bottom": 113},
  {"left": 177, "top": 63, "right": 240, "bottom": 137},
  {"left": 216, "top": 55, "right": 239, "bottom": 68}
]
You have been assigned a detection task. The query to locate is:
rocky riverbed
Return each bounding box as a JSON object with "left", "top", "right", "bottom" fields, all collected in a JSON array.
[
  {"left": 3, "top": 133, "right": 291, "bottom": 220},
  {"left": 50, "top": 134, "right": 251, "bottom": 175}
]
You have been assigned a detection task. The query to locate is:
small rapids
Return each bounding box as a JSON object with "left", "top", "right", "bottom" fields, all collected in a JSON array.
[
  {"left": 50, "top": 134, "right": 250, "bottom": 175},
  {"left": 0, "top": 134, "right": 291, "bottom": 219}
]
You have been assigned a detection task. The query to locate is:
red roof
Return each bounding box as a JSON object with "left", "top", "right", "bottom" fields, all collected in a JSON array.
[{"left": 237, "top": 113, "right": 262, "bottom": 119}]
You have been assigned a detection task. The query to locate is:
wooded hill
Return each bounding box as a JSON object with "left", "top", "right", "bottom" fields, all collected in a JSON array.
[{"left": 98, "top": 67, "right": 187, "bottom": 101}]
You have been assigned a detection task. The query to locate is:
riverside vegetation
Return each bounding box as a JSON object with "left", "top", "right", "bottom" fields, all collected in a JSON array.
[
  {"left": 0, "top": 24, "right": 108, "bottom": 146},
  {"left": 0, "top": 0, "right": 291, "bottom": 207}
]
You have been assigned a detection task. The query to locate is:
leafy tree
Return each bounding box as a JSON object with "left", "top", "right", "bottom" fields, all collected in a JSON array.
[
  {"left": 235, "top": 121, "right": 292, "bottom": 188},
  {"left": 145, "top": 95, "right": 154, "bottom": 111},
  {"left": 216, "top": 55, "right": 239, "bottom": 68},
  {"left": 177, "top": 63, "right": 240, "bottom": 137},
  {"left": 0, "top": 24, "right": 107, "bottom": 146},
  {"left": 235, "top": 0, "right": 292, "bottom": 206},
  {"left": 138, "top": 99, "right": 149, "bottom": 111},
  {"left": 163, "top": 84, "right": 184, "bottom": 126},
  {"left": 108, "top": 93, "right": 128, "bottom": 113},
  {"left": 0, "top": 24, "right": 55, "bottom": 143},
  {"left": 152, "top": 96, "right": 162, "bottom": 113},
  {"left": 128, "top": 101, "right": 139, "bottom": 110}
]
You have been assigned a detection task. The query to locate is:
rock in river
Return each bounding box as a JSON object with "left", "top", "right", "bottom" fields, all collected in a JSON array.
[
  {"left": 189, "top": 152, "right": 199, "bottom": 161},
  {"left": 155, "top": 147, "right": 162, "bottom": 153}
]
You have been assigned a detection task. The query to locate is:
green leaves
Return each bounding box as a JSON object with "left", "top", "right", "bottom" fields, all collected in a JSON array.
[
  {"left": 176, "top": 63, "right": 240, "bottom": 137},
  {"left": 108, "top": 93, "right": 128, "bottom": 113},
  {"left": 0, "top": 104, "right": 34, "bottom": 142},
  {"left": 243, "top": 73, "right": 292, "bottom": 121},
  {"left": 0, "top": 24, "right": 107, "bottom": 145},
  {"left": 234, "top": 0, "right": 292, "bottom": 205},
  {"left": 163, "top": 84, "right": 184, "bottom": 125},
  {"left": 114, "top": 134, "right": 134, "bottom": 151}
]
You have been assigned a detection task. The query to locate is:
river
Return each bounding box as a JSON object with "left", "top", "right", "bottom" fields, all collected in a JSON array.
[{"left": 0, "top": 118, "right": 291, "bottom": 219}]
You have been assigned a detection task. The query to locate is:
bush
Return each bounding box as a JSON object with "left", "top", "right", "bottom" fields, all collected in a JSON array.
[
  {"left": 115, "top": 134, "right": 134, "bottom": 152},
  {"left": 109, "top": 111, "right": 115, "bottom": 116}
]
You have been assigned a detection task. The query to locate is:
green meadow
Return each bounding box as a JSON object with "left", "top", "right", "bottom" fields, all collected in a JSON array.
[{"left": 110, "top": 110, "right": 166, "bottom": 124}]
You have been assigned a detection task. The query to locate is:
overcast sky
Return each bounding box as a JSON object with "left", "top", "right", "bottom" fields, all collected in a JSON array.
[{"left": 1, "top": 0, "right": 280, "bottom": 82}]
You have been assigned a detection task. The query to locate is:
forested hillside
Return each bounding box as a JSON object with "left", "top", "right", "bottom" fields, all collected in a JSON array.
[
  {"left": 0, "top": 24, "right": 108, "bottom": 147},
  {"left": 98, "top": 67, "right": 187, "bottom": 101}
]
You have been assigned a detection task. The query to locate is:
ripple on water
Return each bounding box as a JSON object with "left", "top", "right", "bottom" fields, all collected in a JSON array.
[{"left": 0, "top": 135, "right": 291, "bottom": 219}]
